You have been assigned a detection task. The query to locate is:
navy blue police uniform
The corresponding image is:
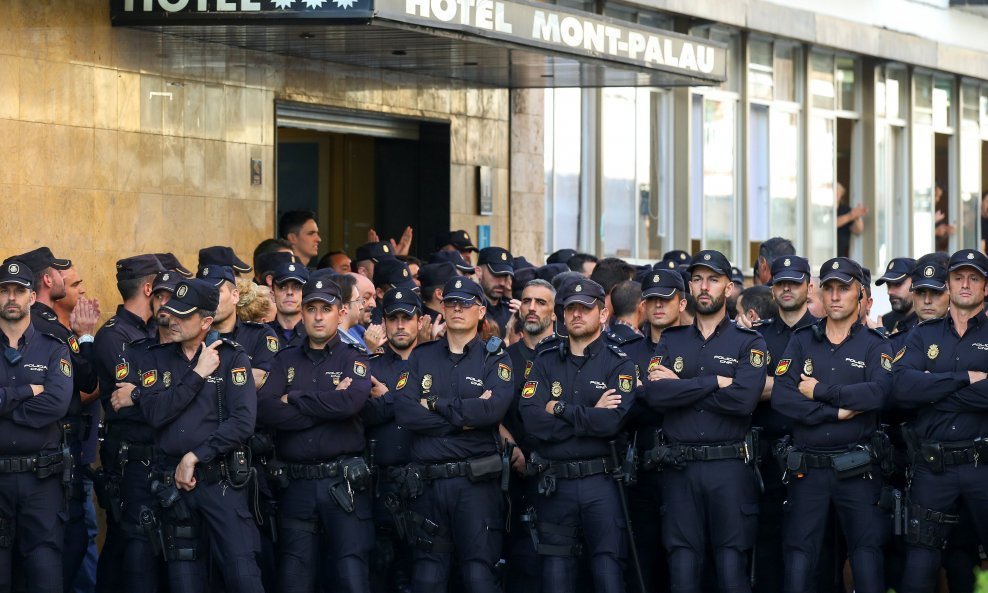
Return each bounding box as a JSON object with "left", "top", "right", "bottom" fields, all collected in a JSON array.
[
  {"left": 394, "top": 277, "right": 514, "bottom": 593},
  {"left": 771, "top": 257, "right": 893, "bottom": 593},
  {"left": 257, "top": 277, "right": 375, "bottom": 593},
  {"left": 749, "top": 255, "right": 817, "bottom": 593},
  {"left": 477, "top": 247, "right": 516, "bottom": 333},
  {"left": 877, "top": 258, "right": 918, "bottom": 334},
  {"left": 890, "top": 249, "right": 988, "bottom": 593},
  {"left": 0, "top": 260, "right": 73, "bottom": 593},
  {"left": 362, "top": 288, "right": 423, "bottom": 593},
  {"left": 15, "top": 247, "right": 101, "bottom": 587},
  {"left": 90, "top": 255, "right": 166, "bottom": 593},
  {"left": 134, "top": 279, "right": 263, "bottom": 593},
  {"left": 642, "top": 250, "right": 767, "bottom": 593},
  {"left": 267, "top": 262, "right": 309, "bottom": 348},
  {"left": 518, "top": 277, "right": 636, "bottom": 593}
]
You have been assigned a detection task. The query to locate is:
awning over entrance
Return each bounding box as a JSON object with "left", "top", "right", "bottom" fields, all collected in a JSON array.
[{"left": 110, "top": 0, "right": 727, "bottom": 88}]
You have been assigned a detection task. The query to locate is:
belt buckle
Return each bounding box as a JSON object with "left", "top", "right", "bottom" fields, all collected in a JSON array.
[{"left": 446, "top": 462, "right": 458, "bottom": 476}]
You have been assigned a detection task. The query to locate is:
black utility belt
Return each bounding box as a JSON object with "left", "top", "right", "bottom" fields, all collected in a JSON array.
[
  {"left": 287, "top": 456, "right": 368, "bottom": 481},
  {"left": 786, "top": 447, "right": 873, "bottom": 480},
  {"left": 61, "top": 415, "right": 93, "bottom": 439},
  {"left": 547, "top": 457, "right": 614, "bottom": 479},
  {"left": 913, "top": 439, "right": 987, "bottom": 473},
  {"left": 672, "top": 442, "right": 746, "bottom": 462},
  {"left": 158, "top": 451, "right": 250, "bottom": 486},
  {"left": 421, "top": 454, "right": 502, "bottom": 481},
  {"left": 105, "top": 439, "right": 158, "bottom": 464},
  {"left": 0, "top": 452, "right": 65, "bottom": 478}
]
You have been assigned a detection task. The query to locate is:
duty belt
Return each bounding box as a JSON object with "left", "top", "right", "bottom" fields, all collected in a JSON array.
[
  {"left": 158, "top": 458, "right": 226, "bottom": 485},
  {"left": 287, "top": 460, "right": 344, "bottom": 480},
  {"left": 0, "top": 452, "right": 65, "bottom": 478},
  {"left": 119, "top": 443, "right": 158, "bottom": 464},
  {"left": 675, "top": 442, "right": 746, "bottom": 462},
  {"left": 422, "top": 461, "right": 472, "bottom": 480},
  {"left": 800, "top": 453, "right": 840, "bottom": 468},
  {"left": 546, "top": 457, "right": 614, "bottom": 479},
  {"left": 937, "top": 441, "right": 986, "bottom": 466}
]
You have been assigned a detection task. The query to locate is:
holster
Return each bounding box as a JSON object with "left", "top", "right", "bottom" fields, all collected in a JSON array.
[
  {"left": 138, "top": 506, "right": 164, "bottom": 557},
  {"left": 904, "top": 503, "right": 959, "bottom": 549},
  {"left": 876, "top": 485, "right": 904, "bottom": 536},
  {"left": 831, "top": 448, "right": 873, "bottom": 480},
  {"left": 328, "top": 478, "right": 355, "bottom": 513},
  {"left": 225, "top": 448, "right": 253, "bottom": 488},
  {"left": 392, "top": 465, "right": 425, "bottom": 500},
  {"left": 342, "top": 456, "right": 372, "bottom": 492},
  {"left": 871, "top": 426, "right": 895, "bottom": 477},
  {"left": 90, "top": 467, "right": 123, "bottom": 524},
  {"left": 918, "top": 442, "right": 945, "bottom": 474}
]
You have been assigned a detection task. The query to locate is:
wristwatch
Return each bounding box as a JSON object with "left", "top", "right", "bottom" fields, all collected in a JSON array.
[
  {"left": 76, "top": 334, "right": 95, "bottom": 344},
  {"left": 426, "top": 394, "right": 440, "bottom": 412},
  {"left": 129, "top": 387, "right": 142, "bottom": 404},
  {"left": 552, "top": 401, "right": 566, "bottom": 417}
]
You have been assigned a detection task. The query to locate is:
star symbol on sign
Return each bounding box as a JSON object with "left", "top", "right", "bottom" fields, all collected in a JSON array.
[
  {"left": 271, "top": 0, "right": 294, "bottom": 7},
  {"left": 303, "top": 0, "right": 326, "bottom": 7},
  {"left": 333, "top": 0, "right": 357, "bottom": 8}
]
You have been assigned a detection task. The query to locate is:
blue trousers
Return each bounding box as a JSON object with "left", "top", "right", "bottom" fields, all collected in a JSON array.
[{"left": 0, "top": 472, "right": 65, "bottom": 593}]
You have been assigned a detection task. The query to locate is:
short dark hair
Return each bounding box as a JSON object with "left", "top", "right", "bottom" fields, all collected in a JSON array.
[
  {"left": 609, "top": 281, "right": 642, "bottom": 318},
  {"left": 253, "top": 238, "right": 293, "bottom": 273},
  {"left": 740, "top": 286, "right": 778, "bottom": 320},
  {"left": 590, "top": 258, "right": 635, "bottom": 295},
  {"left": 278, "top": 210, "right": 316, "bottom": 240},
  {"left": 334, "top": 274, "right": 357, "bottom": 304},
  {"left": 317, "top": 250, "right": 347, "bottom": 270},
  {"left": 32, "top": 267, "right": 53, "bottom": 290},
  {"left": 117, "top": 274, "right": 156, "bottom": 301},
  {"left": 566, "top": 253, "right": 598, "bottom": 272},
  {"left": 197, "top": 308, "right": 217, "bottom": 319},
  {"left": 758, "top": 237, "right": 796, "bottom": 267},
  {"left": 398, "top": 254, "right": 422, "bottom": 267}
]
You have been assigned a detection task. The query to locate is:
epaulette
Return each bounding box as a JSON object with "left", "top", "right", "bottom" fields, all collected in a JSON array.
[
  {"left": 606, "top": 343, "right": 628, "bottom": 358},
  {"left": 917, "top": 317, "right": 944, "bottom": 327},
  {"left": 661, "top": 324, "right": 689, "bottom": 334},
  {"left": 869, "top": 327, "right": 889, "bottom": 339},
  {"left": 218, "top": 337, "right": 245, "bottom": 351},
  {"left": 793, "top": 323, "right": 816, "bottom": 334},
  {"left": 345, "top": 340, "right": 369, "bottom": 355},
  {"left": 750, "top": 318, "right": 772, "bottom": 329},
  {"left": 733, "top": 323, "right": 759, "bottom": 335},
  {"left": 102, "top": 316, "right": 118, "bottom": 329},
  {"left": 605, "top": 330, "right": 643, "bottom": 346},
  {"left": 41, "top": 332, "right": 65, "bottom": 345},
  {"left": 39, "top": 310, "right": 58, "bottom": 322},
  {"left": 241, "top": 320, "right": 266, "bottom": 328}
]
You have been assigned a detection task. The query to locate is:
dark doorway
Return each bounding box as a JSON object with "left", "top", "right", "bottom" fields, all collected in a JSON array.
[
  {"left": 934, "top": 132, "right": 950, "bottom": 252},
  {"left": 276, "top": 119, "right": 451, "bottom": 262}
]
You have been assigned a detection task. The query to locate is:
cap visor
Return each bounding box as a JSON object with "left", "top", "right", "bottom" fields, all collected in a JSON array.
[
  {"left": 301, "top": 294, "right": 338, "bottom": 305},
  {"left": 819, "top": 272, "right": 856, "bottom": 285},
  {"left": 162, "top": 301, "right": 197, "bottom": 318},
  {"left": 562, "top": 295, "right": 599, "bottom": 307},
  {"left": 910, "top": 280, "right": 946, "bottom": 292},
  {"left": 642, "top": 287, "right": 677, "bottom": 299},
  {"left": 770, "top": 273, "right": 808, "bottom": 285},
  {"left": 51, "top": 258, "right": 72, "bottom": 271},
  {"left": 232, "top": 259, "right": 253, "bottom": 273},
  {"left": 485, "top": 264, "right": 514, "bottom": 276},
  {"left": 442, "top": 293, "right": 479, "bottom": 303},
  {"left": 384, "top": 304, "right": 421, "bottom": 316},
  {"left": 688, "top": 262, "right": 728, "bottom": 276},
  {"left": 0, "top": 279, "right": 32, "bottom": 288},
  {"left": 274, "top": 274, "right": 308, "bottom": 286},
  {"left": 875, "top": 273, "right": 907, "bottom": 285},
  {"left": 948, "top": 262, "right": 988, "bottom": 276}
]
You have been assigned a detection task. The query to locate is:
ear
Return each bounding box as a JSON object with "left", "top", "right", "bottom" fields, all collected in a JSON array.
[
  {"left": 678, "top": 298, "right": 687, "bottom": 313},
  {"left": 143, "top": 282, "right": 153, "bottom": 298}
]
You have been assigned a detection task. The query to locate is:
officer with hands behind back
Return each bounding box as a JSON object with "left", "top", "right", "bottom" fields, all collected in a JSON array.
[
  {"left": 771, "top": 257, "right": 893, "bottom": 593},
  {"left": 642, "top": 249, "right": 767, "bottom": 593},
  {"left": 394, "top": 276, "right": 513, "bottom": 593}
]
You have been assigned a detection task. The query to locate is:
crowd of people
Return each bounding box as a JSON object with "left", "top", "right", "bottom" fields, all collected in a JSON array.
[{"left": 0, "top": 209, "right": 985, "bottom": 593}]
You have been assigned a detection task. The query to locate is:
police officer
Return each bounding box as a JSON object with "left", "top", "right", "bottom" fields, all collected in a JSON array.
[
  {"left": 134, "top": 279, "right": 263, "bottom": 593},
  {"left": 877, "top": 257, "right": 918, "bottom": 334},
  {"left": 503, "top": 279, "right": 559, "bottom": 593},
  {"left": 771, "top": 256, "right": 893, "bottom": 593},
  {"left": 889, "top": 254, "right": 949, "bottom": 353},
  {"left": 475, "top": 246, "right": 517, "bottom": 332},
  {"left": 394, "top": 276, "right": 513, "bottom": 593},
  {"left": 91, "top": 255, "right": 165, "bottom": 593},
  {"left": 14, "top": 247, "right": 100, "bottom": 587},
  {"left": 642, "top": 249, "right": 767, "bottom": 593},
  {"left": 891, "top": 249, "right": 988, "bottom": 593},
  {"left": 257, "top": 276, "right": 374, "bottom": 593},
  {"left": 518, "top": 276, "right": 636, "bottom": 593},
  {"left": 0, "top": 259, "right": 73, "bottom": 593},
  {"left": 363, "top": 287, "right": 424, "bottom": 593},
  {"left": 197, "top": 246, "right": 280, "bottom": 386},
  {"left": 269, "top": 260, "right": 309, "bottom": 347}
]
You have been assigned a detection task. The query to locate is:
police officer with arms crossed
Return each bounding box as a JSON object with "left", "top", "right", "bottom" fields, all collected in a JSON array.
[
  {"left": 257, "top": 276, "right": 375, "bottom": 593},
  {"left": 518, "top": 276, "right": 636, "bottom": 593},
  {"left": 771, "top": 257, "right": 893, "bottom": 593},
  {"left": 132, "top": 279, "right": 263, "bottom": 593},
  {"left": 363, "top": 287, "right": 424, "bottom": 593},
  {"left": 643, "top": 250, "right": 767, "bottom": 593},
  {"left": 394, "top": 276, "right": 513, "bottom": 593},
  {"left": 891, "top": 248, "right": 988, "bottom": 593},
  {"left": 268, "top": 261, "right": 309, "bottom": 348},
  {"left": 0, "top": 259, "right": 73, "bottom": 593}
]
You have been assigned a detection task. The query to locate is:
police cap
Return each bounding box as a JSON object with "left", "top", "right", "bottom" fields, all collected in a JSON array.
[
  {"left": 947, "top": 249, "right": 988, "bottom": 277},
  {"left": 155, "top": 253, "right": 193, "bottom": 278},
  {"left": 477, "top": 247, "right": 514, "bottom": 276},
  {"left": 547, "top": 249, "right": 578, "bottom": 265},
  {"left": 642, "top": 269, "right": 685, "bottom": 299},
  {"left": 116, "top": 255, "right": 164, "bottom": 281},
  {"left": 876, "top": 257, "right": 917, "bottom": 285},
  {"left": 15, "top": 247, "right": 71, "bottom": 273},
  {"left": 383, "top": 286, "right": 422, "bottom": 317},
  {"left": 373, "top": 258, "right": 416, "bottom": 290},
  {"left": 355, "top": 241, "right": 396, "bottom": 263},
  {"left": 558, "top": 277, "right": 605, "bottom": 308},
  {"left": 418, "top": 262, "right": 458, "bottom": 289},
  {"left": 198, "top": 246, "right": 252, "bottom": 274},
  {"left": 442, "top": 277, "right": 485, "bottom": 304},
  {"left": 301, "top": 277, "right": 341, "bottom": 306},
  {"left": 688, "top": 250, "right": 732, "bottom": 277},
  {"left": 0, "top": 259, "right": 34, "bottom": 288},
  {"left": 910, "top": 256, "right": 948, "bottom": 292},
  {"left": 770, "top": 255, "right": 811, "bottom": 285},
  {"left": 151, "top": 271, "right": 179, "bottom": 294},
  {"left": 163, "top": 279, "right": 220, "bottom": 318},
  {"left": 819, "top": 257, "right": 864, "bottom": 285},
  {"left": 272, "top": 262, "right": 309, "bottom": 286},
  {"left": 429, "top": 250, "right": 474, "bottom": 273},
  {"left": 439, "top": 230, "right": 478, "bottom": 253},
  {"left": 255, "top": 251, "right": 295, "bottom": 277}
]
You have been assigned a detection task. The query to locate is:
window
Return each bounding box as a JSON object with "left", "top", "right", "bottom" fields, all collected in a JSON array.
[{"left": 544, "top": 88, "right": 583, "bottom": 253}]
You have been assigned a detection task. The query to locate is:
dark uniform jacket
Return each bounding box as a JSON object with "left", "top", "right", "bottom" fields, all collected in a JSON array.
[
  {"left": 752, "top": 311, "right": 818, "bottom": 440},
  {"left": 222, "top": 320, "right": 280, "bottom": 372},
  {"left": 93, "top": 306, "right": 157, "bottom": 443},
  {"left": 505, "top": 334, "right": 561, "bottom": 454},
  {"left": 395, "top": 335, "right": 513, "bottom": 464},
  {"left": 267, "top": 319, "right": 306, "bottom": 350},
  {"left": 891, "top": 312, "right": 988, "bottom": 443},
  {"left": 138, "top": 340, "right": 256, "bottom": 463},
  {"left": 772, "top": 320, "right": 892, "bottom": 450},
  {"left": 0, "top": 324, "right": 73, "bottom": 454},
  {"left": 362, "top": 344, "right": 412, "bottom": 466},
  {"left": 31, "top": 302, "right": 97, "bottom": 417},
  {"left": 644, "top": 315, "right": 767, "bottom": 445},
  {"left": 257, "top": 334, "right": 370, "bottom": 463},
  {"left": 519, "top": 335, "right": 636, "bottom": 461}
]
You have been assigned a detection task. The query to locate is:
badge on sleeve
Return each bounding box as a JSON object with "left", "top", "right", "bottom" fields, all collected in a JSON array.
[
  {"left": 67, "top": 336, "right": 80, "bottom": 354},
  {"left": 775, "top": 359, "right": 791, "bottom": 376},
  {"left": 881, "top": 353, "right": 893, "bottom": 371},
  {"left": 266, "top": 336, "right": 279, "bottom": 353},
  {"left": 396, "top": 372, "right": 408, "bottom": 390},
  {"left": 59, "top": 359, "right": 72, "bottom": 377},
  {"left": 498, "top": 363, "right": 511, "bottom": 382},
  {"left": 750, "top": 349, "right": 764, "bottom": 368},
  {"left": 232, "top": 367, "right": 247, "bottom": 386},
  {"left": 354, "top": 361, "right": 368, "bottom": 377},
  {"left": 618, "top": 375, "right": 633, "bottom": 393},
  {"left": 893, "top": 347, "right": 906, "bottom": 363},
  {"left": 142, "top": 370, "right": 157, "bottom": 387},
  {"left": 521, "top": 381, "right": 537, "bottom": 398},
  {"left": 115, "top": 362, "right": 129, "bottom": 381},
  {"left": 648, "top": 356, "right": 662, "bottom": 372},
  {"left": 524, "top": 361, "right": 533, "bottom": 378}
]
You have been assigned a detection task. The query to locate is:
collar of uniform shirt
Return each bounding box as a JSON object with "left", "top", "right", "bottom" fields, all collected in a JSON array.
[
  {"left": 690, "top": 313, "right": 731, "bottom": 339},
  {"left": 302, "top": 333, "right": 340, "bottom": 361},
  {"left": 947, "top": 309, "right": 987, "bottom": 329},
  {"left": 612, "top": 319, "right": 643, "bottom": 336},
  {"left": 442, "top": 334, "right": 481, "bottom": 357},
  {"left": 0, "top": 322, "right": 35, "bottom": 348},
  {"left": 565, "top": 333, "right": 605, "bottom": 359}
]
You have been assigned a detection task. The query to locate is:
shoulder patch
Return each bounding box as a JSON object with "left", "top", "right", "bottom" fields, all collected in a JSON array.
[
  {"left": 750, "top": 349, "right": 765, "bottom": 368},
  {"left": 892, "top": 347, "right": 906, "bottom": 363},
  {"left": 266, "top": 335, "right": 279, "bottom": 353},
  {"left": 775, "top": 359, "right": 792, "bottom": 376},
  {"left": 142, "top": 370, "right": 157, "bottom": 387},
  {"left": 59, "top": 358, "right": 72, "bottom": 377},
  {"left": 524, "top": 360, "right": 533, "bottom": 378},
  {"left": 880, "top": 353, "right": 893, "bottom": 371},
  {"left": 115, "top": 362, "right": 129, "bottom": 381},
  {"left": 396, "top": 371, "right": 408, "bottom": 390},
  {"left": 618, "top": 375, "right": 633, "bottom": 393},
  {"left": 41, "top": 332, "right": 66, "bottom": 345},
  {"left": 521, "top": 381, "right": 537, "bottom": 398},
  {"left": 498, "top": 362, "right": 511, "bottom": 381},
  {"left": 231, "top": 367, "right": 247, "bottom": 386},
  {"left": 353, "top": 361, "right": 368, "bottom": 377},
  {"left": 67, "top": 335, "right": 80, "bottom": 354},
  {"left": 648, "top": 356, "right": 663, "bottom": 372}
]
